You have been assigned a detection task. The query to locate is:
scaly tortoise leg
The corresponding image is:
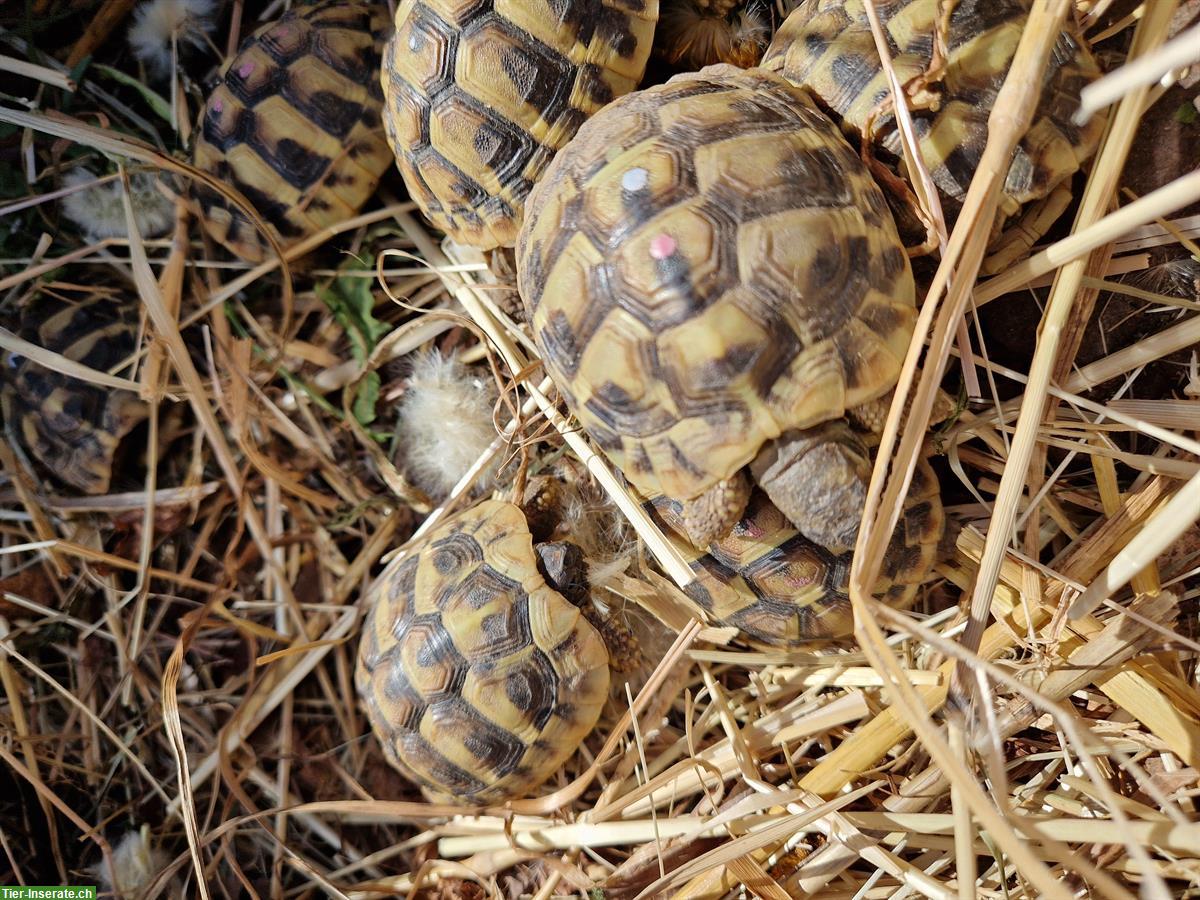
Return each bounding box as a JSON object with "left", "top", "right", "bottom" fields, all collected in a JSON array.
[
  {"left": 750, "top": 419, "right": 872, "bottom": 553},
  {"left": 980, "top": 182, "right": 1074, "bottom": 275},
  {"left": 679, "top": 470, "right": 752, "bottom": 549},
  {"left": 849, "top": 385, "right": 958, "bottom": 435}
]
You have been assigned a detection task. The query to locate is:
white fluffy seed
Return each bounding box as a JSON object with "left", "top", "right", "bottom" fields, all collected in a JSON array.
[
  {"left": 60, "top": 168, "right": 175, "bottom": 240},
  {"left": 127, "top": 0, "right": 216, "bottom": 76},
  {"left": 398, "top": 350, "right": 500, "bottom": 496},
  {"left": 93, "top": 827, "right": 169, "bottom": 898}
]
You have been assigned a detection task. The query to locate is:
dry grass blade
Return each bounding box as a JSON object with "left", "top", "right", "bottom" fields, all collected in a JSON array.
[
  {"left": 1065, "top": 311, "right": 1200, "bottom": 392},
  {"left": 974, "top": 169, "right": 1200, "bottom": 305},
  {"left": 1070, "top": 475, "right": 1200, "bottom": 617},
  {"left": 161, "top": 615, "right": 212, "bottom": 899},
  {"left": 851, "top": 0, "right": 1081, "bottom": 635},
  {"left": 862, "top": 0, "right": 979, "bottom": 398},
  {"left": 0, "top": 325, "right": 141, "bottom": 391},
  {"left": 119, "top": 167, "right": 303, "bottom": 630},
  {"left": 4, "top": 2, "right": 1199, "bottom": 894},
  {"left": 1076, "top": 20, "right": 1200, "bottom": 121},
  {"left": 799, "top": 8, "right": 1094, "bottom": 898},
  {"left": 0, "top": 54, "right": 74, "bottom": 90},
  {"left": 952, "top": 0, "right": 1169, "bottom": 679}
]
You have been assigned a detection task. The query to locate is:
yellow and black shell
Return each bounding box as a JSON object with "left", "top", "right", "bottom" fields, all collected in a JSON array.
[
  {"left": 192, "top": 1, "right": 394, "bottom": 262},
  {"left": 1, "top": 296, "right": 147, "bottom": 495},
  {"left": 648, "top": 457, "right": 944, "bottom": 645},
  {"left": 517, "top": 65, "right": 915, "bottom": 509},
  {"left": 381, "top": 0, "right": 660, "bottom": 250},
  {"left": 356, "top": 500, "right": 611, "bottom": 804},
  {"left": 762, "top": 0, "right": 1104, "bottom": 228}
]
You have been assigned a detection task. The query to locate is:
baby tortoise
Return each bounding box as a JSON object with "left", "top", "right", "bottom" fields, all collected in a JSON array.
[
  {"left": 648, "top": 457, "right": 944, "bottom": 646},
  {"left": 1, "top": 295, "right": 147, "bottom": 495},
  {"left": 380, "top": 0, "right": 660, "bottom": 250},
  {"left": 356, "top": 500, "right": 611, "bottom": 804},
  {"left": 762, "top": 0, "right": 1104, "bottom": 265},
  {"left": 192, "top": 0, "right": 394, "bottom": 262},
  {"left": 517, "top": 65, "right": 916, "bottom": 551}
]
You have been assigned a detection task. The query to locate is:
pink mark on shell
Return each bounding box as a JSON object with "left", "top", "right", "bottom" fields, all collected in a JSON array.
[
  {"left": 237, "top": 61, "right": 255, "bottom": 78},
  {"left": 649, "top": 233, "right": 677, "bottom": 260},
  {"left": 212, "top": 99, "right": 224, "bottom": 114}
]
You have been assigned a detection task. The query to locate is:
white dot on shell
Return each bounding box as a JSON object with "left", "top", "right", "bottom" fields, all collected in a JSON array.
[
  {"left": 621, "top": 167, "right": 648, "bottom": 192},
  {"left": 409, "top": 34, "right": 420, "bottom": 50}
]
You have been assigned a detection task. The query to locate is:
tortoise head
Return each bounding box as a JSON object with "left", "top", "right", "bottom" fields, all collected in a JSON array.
[{"left": 533, "top": 540, "right": 589, "bottom": 608}]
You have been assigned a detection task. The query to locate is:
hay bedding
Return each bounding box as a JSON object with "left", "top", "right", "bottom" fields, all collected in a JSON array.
[{"left": 0, "top": 0, "right": 1199, "bottom": 897}]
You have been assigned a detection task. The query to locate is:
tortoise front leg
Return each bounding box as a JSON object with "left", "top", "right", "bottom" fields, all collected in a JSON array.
[
  {"left": 980, "top": 182, "right": 1074, "bottom": 275},
  {"left": 848, "top": 388, "right": 958, "bottom": 435},
  {"left": 750, "top": 419, "right": 872, "bottom": 553},
  {"left": 678, "top": 470, "right": 752, "bottom": 549}
]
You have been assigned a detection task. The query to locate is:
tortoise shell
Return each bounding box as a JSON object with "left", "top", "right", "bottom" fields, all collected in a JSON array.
[
  {"left": 517, "top": 65, "right": 916, "bottom": 506},
  {"left": 192, "top": 1, "right": 394, "bottom": 262},
  {"left": 381, "top": 0, "right": 660, "bottom": 250},
  {"left": 1, "top": 295, "right": 147, "bottom": 495},
  {"left": 356, "top": 500, "right": 611, "bottom": 804},
  {"left": 648, "top": 457, "right": 944, "bottom": 645},
  {"left": 761, "top": 0, "right": 1104, "bottom": 228}
]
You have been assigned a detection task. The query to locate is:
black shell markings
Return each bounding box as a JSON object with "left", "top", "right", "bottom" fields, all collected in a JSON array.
[
  {"left": 381, "top": 0, "right": 660, "bottom": 249},
  {"left": 192, "top": 0, "right": 394, "bottom": 261},
  {"left": 2, "top": 295, "right": 148, "bottom": 495},
  {"left": 355, "top": 500, "right": 611, "bottom": 804}
]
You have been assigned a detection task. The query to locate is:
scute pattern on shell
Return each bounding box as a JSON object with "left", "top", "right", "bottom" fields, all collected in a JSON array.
[
  {"left": 762, "top": 0, "right": 1104, "bottom": 224},
  {"left": 518, "top": 65, "right": 917, "bottom": 504},
  {"left": 356, "top": 500, "right": 611, "bottom": 804},
  {"left": 192, "top": 0, "right": 394, "bottom": 262},
  {"left": 648, "top": 458, "right": 944, "bottom": 645},
  {"left": 381, "top": 0, "right": 659, "bottom": 250},
  {"left": 1, "top": 296, "right": 147, "bottom": 495}
]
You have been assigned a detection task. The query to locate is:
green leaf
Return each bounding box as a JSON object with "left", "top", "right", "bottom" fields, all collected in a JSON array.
[
  {"left": 92, "top": 64, "right": 173, "bottom": 123},
  {"left": 352, "top": 371, "right": 381, "bottom": 427},
  {"left": 315, "top": 257, "right": 387, "bottom": 429},
  {"left": 1176, "top": 101, "right": 1198, "bottom": 125},
  {"left": 314, "top": 255, "right": 387, "bottom": 363}
]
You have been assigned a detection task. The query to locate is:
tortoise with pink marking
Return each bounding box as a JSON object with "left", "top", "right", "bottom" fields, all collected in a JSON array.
[
  {"left": 517, "top": 65, "right": 917, "bottom": 550},
  {"left": 191, "top": 0, "right": 395, "bottom": 262}
]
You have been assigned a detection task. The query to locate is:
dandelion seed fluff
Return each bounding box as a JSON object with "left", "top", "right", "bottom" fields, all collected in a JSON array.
[
  {"left": 93, "top": 826, "right": 169, "bottom": 897},
  {"left": 398, "top": 350, "right": 500, "bottom": 496},
  {"left": 128, "top": 0, "right": 216, "bottom": 76},
  {"left": 61, "top": 168, "right": 175, "bottom": 240},
  {"left": 658, "top": 1, "right": 769, "bottom": 69}
]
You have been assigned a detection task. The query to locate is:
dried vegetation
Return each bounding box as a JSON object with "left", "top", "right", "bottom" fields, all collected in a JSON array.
[{"left": 1, "top": 0, "right": 1200, "bottom": 897}]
